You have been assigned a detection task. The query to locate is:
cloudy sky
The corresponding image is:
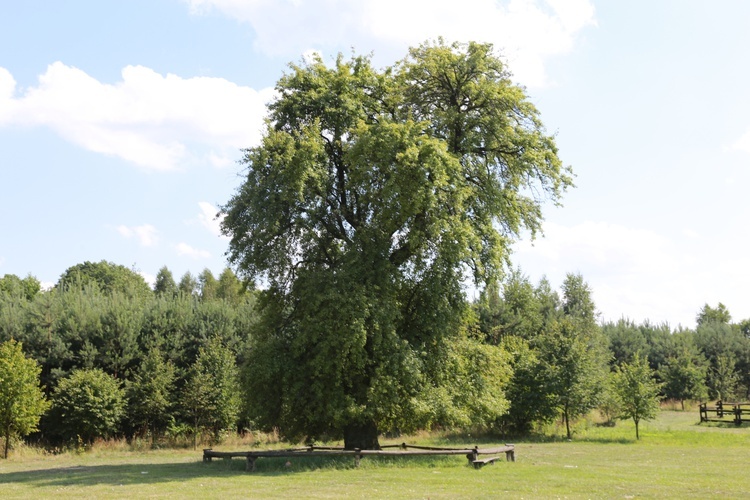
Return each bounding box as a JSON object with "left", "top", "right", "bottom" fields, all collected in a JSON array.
[{"left": 1, "top": 0, "right": 749, "bottom": 328}]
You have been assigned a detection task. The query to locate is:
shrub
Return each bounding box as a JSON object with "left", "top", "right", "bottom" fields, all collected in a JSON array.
[{"left": 48, "top": 369, "right": 126, "bottom": 444}]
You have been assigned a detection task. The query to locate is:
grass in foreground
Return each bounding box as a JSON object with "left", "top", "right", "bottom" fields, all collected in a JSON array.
[{"left": 1, "top": 410, "right": 749, "bottom": 498}]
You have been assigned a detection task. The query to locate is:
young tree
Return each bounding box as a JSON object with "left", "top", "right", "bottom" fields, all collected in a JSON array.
[
  {"left": 709, "top": 354, "right": 738, "bottom": 401},
  {"left": 659, "top": 345, "right": 708, "bottom": 409},
  {"left": 499, "top": 335, "right": 558, "bottom": 433},
  {"left": 198, "top": 269, "right": 217, "bottom": 302},
  {"left": 125, "top": 348, "right": 175, "bottom": 441},
  {"left": 613, "top": 355, "right": 661, "bottom": 440},
  {"left": 153, "top": 266, "right": 178, "bottom": 298},
  {"left": 696, "top": 302, "right": 731, "bottom": 326},
  {"left": 538, "top": 274, "right": 607, "bottom": 439},
  {"left": 0, "top": 340, "right": 50, "bottom": 458},
  {"left": 222, "top": 40, "right": 571, "bottom": 449},
  {"left": 48, "top": 369, "right": 126, "bottom": 444},
  {"left": 538, "top": 318, "right": 607, "bottom": 439},
  {"left": 598, "top": 372, "right": 623, "bottom": 426},
  {"left": 178, "top": 272, "right": 198, "bottom": 297},
  {"left": 182, "top": 337, "right": 241, "bottom": 445},
  {"left": 216, "top": 268, "right": 244, "bottom": 304}
]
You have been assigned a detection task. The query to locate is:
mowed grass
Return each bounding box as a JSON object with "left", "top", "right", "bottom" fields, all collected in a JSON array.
[{"left": 2, "top": 411, "right": 749, "bottom": 499}]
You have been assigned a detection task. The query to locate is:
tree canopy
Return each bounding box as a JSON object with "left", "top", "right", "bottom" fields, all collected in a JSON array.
[
  {"left": 57, "top": 261, "right": 151, "bottom": 299},
  {"left": 222, "top": 40, "right": 571, "bottom": 448}
]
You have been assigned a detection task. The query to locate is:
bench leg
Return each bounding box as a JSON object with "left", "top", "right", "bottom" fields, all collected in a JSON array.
[
  {"left": 246, "top": 457, "right": 256, "bottom": 472},
  {"left": 506, "top": 450, "right": 515, "bottom": 462}
]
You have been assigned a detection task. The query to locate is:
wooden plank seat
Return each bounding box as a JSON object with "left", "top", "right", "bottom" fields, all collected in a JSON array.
[{"left": 203, "top": 443, "right": 515, "bottom": 471}]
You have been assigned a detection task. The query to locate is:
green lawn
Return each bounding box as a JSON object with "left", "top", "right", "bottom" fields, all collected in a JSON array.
[{"left": 2, "top": 411, "right": 749, "bottom": 499}]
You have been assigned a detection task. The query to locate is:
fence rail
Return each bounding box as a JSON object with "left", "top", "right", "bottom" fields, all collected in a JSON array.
[{"left": 699, "top": 401, "right": 750, "bottom": 425}]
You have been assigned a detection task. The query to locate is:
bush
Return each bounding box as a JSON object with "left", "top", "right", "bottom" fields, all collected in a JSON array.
[{"left": 47, "top": 369, "right": 126, "bottom": 444}]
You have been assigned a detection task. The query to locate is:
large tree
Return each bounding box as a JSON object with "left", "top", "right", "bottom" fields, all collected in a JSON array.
[{"left": 222, "top": 40, "right": 572, "bottom": 449}]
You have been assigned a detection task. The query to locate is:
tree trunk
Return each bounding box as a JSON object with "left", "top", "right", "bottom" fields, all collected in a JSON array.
[
  {"left": 4, "top": 426, "right": 10, "bottom": 459},
  {"left": 635, "top": 419, "right": 640, "bottom": 440},
  {"left": 343, "top": 420, "right": 380, "bottom": 450},
  {"left": 564, "top": 406, "right": 571, "bottom": 440}
]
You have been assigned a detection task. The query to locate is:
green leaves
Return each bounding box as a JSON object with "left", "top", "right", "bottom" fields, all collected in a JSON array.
[
  {"left": 614, "top": 355, "right": 662, "bottom": 439},
  {"left": 0, "top": 339, "right": 49, "bottom": 458},
  {"left": 48, "top": 368, "right": 126, "bottom": 444},
  {"left": 182, "top": 336, "right": 241, "bottom": 442},
  {"left": 222, "top": 40, "right": 571, "bottom": 445}
]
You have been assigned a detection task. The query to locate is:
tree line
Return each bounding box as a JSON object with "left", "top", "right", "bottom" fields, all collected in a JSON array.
[
  {"left": 0, "top": 261, "right": 254, "bottom": 455},
  {"left": 3, "top": 260, "right": 744, "bottom": 455},
  {"left": 477, "top": 270, "right": 750, "bottom": 437}
]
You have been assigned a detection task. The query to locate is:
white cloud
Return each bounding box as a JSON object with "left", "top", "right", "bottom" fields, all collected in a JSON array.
[
  {"left": 197, "top": 202, "right": 228, "bottom": 239},
  {"left": 732, "top": 129, "right": 750, "bottom": 154},
  {"left": 140, "top": 271, "right": 156, "bottom": 288},
  {"left": 682, "top": 228, "right": 700, "bottom": 239},
  {"left": 116, "top": 224, "right": 159, "bottom": 247},
  {"left": 0, "top": 68, "right": 15, "bottom": 121},
  {"left": 0, "top": 63, "right": 274, "bottom": 170},
  {"left": 176, "top": 242, "right": 212, "bottom": 259},
  {"left": 513, "top": 221, "right": 702, "bottom": 327},
  {"left": 185, "top": 0, "right": 596, "bottom": 87}
]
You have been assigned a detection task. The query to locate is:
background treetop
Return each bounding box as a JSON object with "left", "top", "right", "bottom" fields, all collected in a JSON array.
[{"left": 56, "top": 261, "right": 151, "bottom": 299}]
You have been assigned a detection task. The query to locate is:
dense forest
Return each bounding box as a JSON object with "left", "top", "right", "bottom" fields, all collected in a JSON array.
[{"left": 1, "top": 260, "right": 749, "bottom": 453}]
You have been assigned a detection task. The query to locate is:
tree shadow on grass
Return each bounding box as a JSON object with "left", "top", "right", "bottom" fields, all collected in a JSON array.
[
  {"left": 0, "top": 458, "right": 301, "bottom": 488},
  {"left": 576, "top": 437, "right": 636, "bottom": 445},
  {"left": 695, "top": 420, "right": 750, "bottom": 429},
  {"left": 0, "top": 454, "right": 466, "bottom": 488}
]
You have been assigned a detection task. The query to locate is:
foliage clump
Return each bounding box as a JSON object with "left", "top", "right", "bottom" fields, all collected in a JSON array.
[{"left": 47, "top": 368, "right": 126, "bottom": 444}]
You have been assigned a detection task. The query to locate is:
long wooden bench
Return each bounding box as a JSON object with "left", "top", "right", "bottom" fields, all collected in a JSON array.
[{"left": 202, "top": 443, "right": 515, "bottom": 471}]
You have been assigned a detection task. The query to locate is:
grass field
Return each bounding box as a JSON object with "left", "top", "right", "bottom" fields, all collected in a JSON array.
[{"left": 2, "top": 410, "right": 749, "bottom": 499}]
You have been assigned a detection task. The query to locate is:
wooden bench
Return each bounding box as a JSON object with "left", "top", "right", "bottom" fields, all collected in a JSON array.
[{"left": 203, "top": 443, "right": 516, "bottom": 471}]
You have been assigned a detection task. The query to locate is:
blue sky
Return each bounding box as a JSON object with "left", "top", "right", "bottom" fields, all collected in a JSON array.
[{"left": 1, "top": 0, "right": 749, "bottom": 328}]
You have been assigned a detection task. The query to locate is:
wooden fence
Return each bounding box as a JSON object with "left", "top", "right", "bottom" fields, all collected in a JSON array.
[
  {"left": 203, "top": 443, "right": 515, "bottom": 471},
  {"left": 699, "top": 401, "right": 750, "bottom": 425}
]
